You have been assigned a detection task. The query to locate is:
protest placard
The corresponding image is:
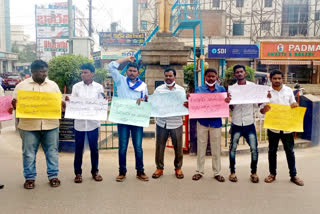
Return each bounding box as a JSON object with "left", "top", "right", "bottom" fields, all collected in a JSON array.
[
  {"left": 188, "top": 92, "right": 229, "bottom": 119},
  {"left": 263, "top": 103, "right": 306, "bottom": 132},
  {"left": 108, "top": 97, "right": 152, "bottom": 127},
  {"left": 228, "top": 84, "right": 270, "bottom": 104},
  {"left": 0, "top": 96, "right": 13, "bottom": 121},
  {"left": 16, "top": 90, "right": 62, "bottom": 119},
  {"left": 149, "top": 91, "right": 188, "bottom": 117},
  {"left": 65, "top": 96, "right": 108, "bottom": 120}
]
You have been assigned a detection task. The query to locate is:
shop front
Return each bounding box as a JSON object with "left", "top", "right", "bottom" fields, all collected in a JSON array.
[{"left": 259, "top": 41, "right": 320, "bottom": 84}]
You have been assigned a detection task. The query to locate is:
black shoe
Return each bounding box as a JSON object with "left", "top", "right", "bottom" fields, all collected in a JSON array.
[{"left": 0, "top": 184, "right": 4, "bottom": 189}]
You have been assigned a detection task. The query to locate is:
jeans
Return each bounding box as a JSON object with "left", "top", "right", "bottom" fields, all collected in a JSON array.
[
  {"left": 117, "top": 124, "right": 144, "bottom": 174},
  {"left": 267, "top": 130, "right": 297, "bottom": 177},
  {"left": 229, "top": 124, "right": 258, "bottom": 174},
  {"left": 155, "top": 125, "right": 183, "bottom": 170},
  {"left": 19, "top": 128, "right": 59, "bottom": 180},
  {"left": 74, "top": 128, "right": 99, "bottom": 175}
]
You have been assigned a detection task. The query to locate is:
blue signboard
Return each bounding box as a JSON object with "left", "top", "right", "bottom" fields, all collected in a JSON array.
[{"left": 208, "top": 45, "right": 259, "bottom": 58}]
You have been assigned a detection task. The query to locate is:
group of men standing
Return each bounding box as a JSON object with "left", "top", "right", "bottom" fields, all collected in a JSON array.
[{"left": 0, "top": 56, "right": 304, "bottom": 190}]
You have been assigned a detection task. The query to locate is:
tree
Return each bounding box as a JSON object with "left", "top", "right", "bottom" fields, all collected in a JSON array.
[
  {"left": 48, "top": 55, "right": 107, "bottom": 94},
  {"left": 222, "top": 65, "right": 255, "bottom": 88},
  {"left": 11, "top": 43, "right": 37, "bottom": 63}
]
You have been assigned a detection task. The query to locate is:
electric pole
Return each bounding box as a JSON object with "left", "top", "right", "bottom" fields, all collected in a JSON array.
[
  {"left": 89, "top": 0, "right": 92, "bottom": 37},
  {"left": 68, "top": 0, "right": 74, "bottom": 54}
]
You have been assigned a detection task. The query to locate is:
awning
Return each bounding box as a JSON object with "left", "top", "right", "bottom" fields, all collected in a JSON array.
[
  {"left": 260, "top": 60, "right": 312, "bottom": 65},
  {"left": 313, "top": 61, "right": 320, "bottom": 65}
]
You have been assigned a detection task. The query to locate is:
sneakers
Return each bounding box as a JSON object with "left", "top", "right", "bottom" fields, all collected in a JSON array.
[
  {"left": 116, "top": 173, "right": 126, "bottom": 182},
  {"left": 137, "top": 171, "right": 149, "bottom": 181}
]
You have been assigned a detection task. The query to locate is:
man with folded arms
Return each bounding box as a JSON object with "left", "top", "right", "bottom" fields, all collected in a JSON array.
[
  {"left": 108, "top": 56, "right": 149, "bottom": 182},
  {"left": 260, "top": 69, "right": 304, "bottom": 186},
  {"left": 152, "top": 68, "right": 185, "bottom": 179},
  {"left": 12, "top": 60, "right": 62, "bottom": 189}
]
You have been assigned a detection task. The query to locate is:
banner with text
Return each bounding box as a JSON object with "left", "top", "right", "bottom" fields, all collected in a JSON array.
[
  {"left": 263, "top": 103, "right": 306, "bottom": 132},
  {"left": 65, "top": 97, "right": 108, "bottom": 121},
  {"left": 149, "top": 91, "right": 188, "bottom": 117},
  {"left": 228, "top": 84, "right": 270, "bottom": 104},
  {"left": 16, "top": 90, "right": 62, "bottom": 119},
  {"left": 0, "top": 96, "right": 13, "bottom": 121},
  {"left": 189, "top": 93, "right": 229, "bottom": 119},
  {"left": 109, "top": 97, "right": 152, "bottom": 127}
]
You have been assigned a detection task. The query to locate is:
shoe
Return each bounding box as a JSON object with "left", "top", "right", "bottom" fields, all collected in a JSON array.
[
  {"left": 214, "top": 175, "right": 225, "bottom": 182},
  {"left": 152, "top": 169, "right": 163, "bottom": 179},
  {"left": 92, "top": 173, "right": 103, "bottom": 182},
  {"left": 264, "top": 174, "right": 276, "bottom": 183},
  {"left": 250, "top": 174, "right": 259, "bottom": 183},
  {"left": 116, "top": 173, "right": 126, "bottom": 182},
  {"left": 229, "top": 173, "right": 238, "bottom": 182},
  {"left": 175, "top": 169, "right": 184, "bottom": 179},
  {"left": 74, "top": 174, "right": 82, "bottom": 183},
  {"left": 137, "top": 171, "right": 149, "bottom": 181},
  {"left": 290, "top": 176, "right": 304, "bottom": 186},
  {"left": 192, "top": 173, "right": 202, "bottom": 181},
  {"left": 0, "top": 184, "right": 4, "bottom": 189}
]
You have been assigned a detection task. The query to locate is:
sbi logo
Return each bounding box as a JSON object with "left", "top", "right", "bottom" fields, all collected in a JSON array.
[{"left": 211, "top": 48, "right": 226, "bottom": 54}]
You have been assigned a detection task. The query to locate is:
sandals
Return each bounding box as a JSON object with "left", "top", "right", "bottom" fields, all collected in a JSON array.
[
  {"left": 175, "top": 169, "right": 184, "bottom": 179},
  {"left": 264, "top": 174, "right": 276, "bottom": 183},
  {"left": 49, "top": 178, "right": 61, "bottom": 187},
  {"left": 229, "top": 174, "right": 238, "bottom": 182},
  {"left": 192, "top": 173, "right": 202, "bottom": 181},
  {"left": 152, "top": 169, "right": 163, "bottom": 179},
  {"left": 250, "top": 174, "right": 259, "bottom": 183},
  {"left": 74, "top": 174, "right": 82, "bottom": 183},
  {"left": 24, "top": 180, "right": 35, "bottom": 189},
  {"left": 214, "top": 175, "right": 225, "bottom": 182},
  {"left": 92, "top": 173, "right": 103, "bottom": 182}
]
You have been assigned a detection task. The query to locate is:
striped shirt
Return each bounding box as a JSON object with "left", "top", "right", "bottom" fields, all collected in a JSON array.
[
  {"left": 154, "top": 83, "right": 186, "bottom": 129},
  {"left": 108, "top": 61, "right": 148, "bottom": 100}
]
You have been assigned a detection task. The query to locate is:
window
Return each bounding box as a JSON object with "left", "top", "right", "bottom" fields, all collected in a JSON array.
[
  {"left": 261, "top": 21, "right": 271, "bottom": 31},
  {"left": 236, "top": 0, "right": 244, "bottom": 8},
  {"left": 265, "top": 0, "right": 272, "bottom": 7},
  {"left": 141, "top": 20, "right": 147, "bottom": 30},
  {"left": 140, "top": 0, "right": 147, "bottom": 8},
  {"left": 316, "top": 11, "right": 320, "bottom": 21},
  {"left": 212, "top": 0, "right": 220, "bottom": 7},
  {"left": 233, "top": 22, "right": 244, "bottom": 35}
]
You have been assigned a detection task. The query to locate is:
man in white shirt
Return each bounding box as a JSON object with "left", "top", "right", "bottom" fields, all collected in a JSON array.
[
  {"left": 67, "top": 63, "right": 104, "bottom": 183},
  {"left": 152, "top": 68, "right": 186, "bottom": 179},
  {"left": 260, "top": 69, "right": 304, "bottom": 186},
  {"left": 227, "top": 65, "right": 259, "bottom": 183}
]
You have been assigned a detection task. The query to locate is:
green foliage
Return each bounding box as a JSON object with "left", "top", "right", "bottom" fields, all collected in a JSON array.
[
  {"left": 223, "top": 65, "right": 255, "bottom": 88},
  {"left": 183, "top": 64, "right": 195, "bottom": 86},
  {"left": 48, "top": 55, "right": 93, "bottom": 93},
  {"left": 93, "top": 68, "right": 108, "bottom": 84},
  {"left": 11, "top": 43, "right": 37, "bottom": 63}
]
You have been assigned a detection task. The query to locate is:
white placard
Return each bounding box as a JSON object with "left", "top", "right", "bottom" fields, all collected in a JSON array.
[
  {"left": 149, "top": 91, "right": 188, "bottom": 117},
  {"left": 229, "top": 84, "right": 270, "bottom": 104},
  {"left": 65, "top": 96, "right": 108, "bottom": 121}
]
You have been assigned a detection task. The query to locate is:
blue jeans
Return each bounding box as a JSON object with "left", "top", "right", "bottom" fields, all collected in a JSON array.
[
  {"left": 229, "top": 124, "right": 258, "bottom": 174},
  {"left": 74, "top": 128, "right": 99, "bottom": 175},
  {"left": 117, "top": 124, "right": 144, "bottom": 174},
  {"left": 19, "top": 128, "right": 59, "bottom": 180}
]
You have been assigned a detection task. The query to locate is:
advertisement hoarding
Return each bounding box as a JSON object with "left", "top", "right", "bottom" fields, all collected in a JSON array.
[
  {"left": 208, "top": 44, "right": 259, "bottom": 58},
  {"left": 99, "top": 32, "right": 145, "bottom": 46}
]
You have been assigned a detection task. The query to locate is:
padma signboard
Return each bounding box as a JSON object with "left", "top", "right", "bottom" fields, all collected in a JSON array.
[{"left": 260, "top": 41, "right": 320, "bottom": 60}]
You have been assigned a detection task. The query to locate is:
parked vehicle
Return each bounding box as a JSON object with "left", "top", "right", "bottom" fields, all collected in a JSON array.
[{"left": 3, "top": 75, "right": 22, "bottom": 90}]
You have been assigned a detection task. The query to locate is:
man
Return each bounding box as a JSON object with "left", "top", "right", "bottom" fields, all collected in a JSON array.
[
  {"left": 152, "top": 68, "right": 185, "bottom": 179},
  {"left": 67, "top": 63, "right": 104, "bottom": 183},
  {"left": 227, "top": 65, "right": 259, "bottom": 183},
  {"left": 108, "top": 56, "right": 149, "bottom": 182},
  {"left": 12, "top": 60, "right": 62, "bottom": 189},
  {"left": 191, "top": 68, "right": 227, "bottom": 182},
  {"left": 260, "top": 69, "right": 304, "bottom": 186}
]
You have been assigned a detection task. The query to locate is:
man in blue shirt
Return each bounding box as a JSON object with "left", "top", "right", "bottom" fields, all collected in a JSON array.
[
  {"left": 192, "top": 68, "right": 227, "bottom": 182},
  {"left": 108, "top": 56, "right": 149, "bottom": 182}
]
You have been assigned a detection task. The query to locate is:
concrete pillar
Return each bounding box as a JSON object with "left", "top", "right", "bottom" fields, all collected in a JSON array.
[
  {"left": 0, "top": 61, "right": 3, "bottom": 73},
  {"left": 7, "top": 61, "right": 12, "bottom": 73},
  {"left": 284, "top": 64, "right": 288, "bottom": 84}
]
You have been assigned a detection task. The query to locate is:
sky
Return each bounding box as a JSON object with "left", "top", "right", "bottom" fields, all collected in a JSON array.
[{"left": 10, "top": 0, "right": 133, "bottom": 42}]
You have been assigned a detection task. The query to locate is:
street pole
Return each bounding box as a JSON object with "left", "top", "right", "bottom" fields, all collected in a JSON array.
[
  {"left": 89, "top": 0, "right": 92, "bottom": 37},
  {"left": 68, "top": 0, "right": 73, "bottom": 54}
]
